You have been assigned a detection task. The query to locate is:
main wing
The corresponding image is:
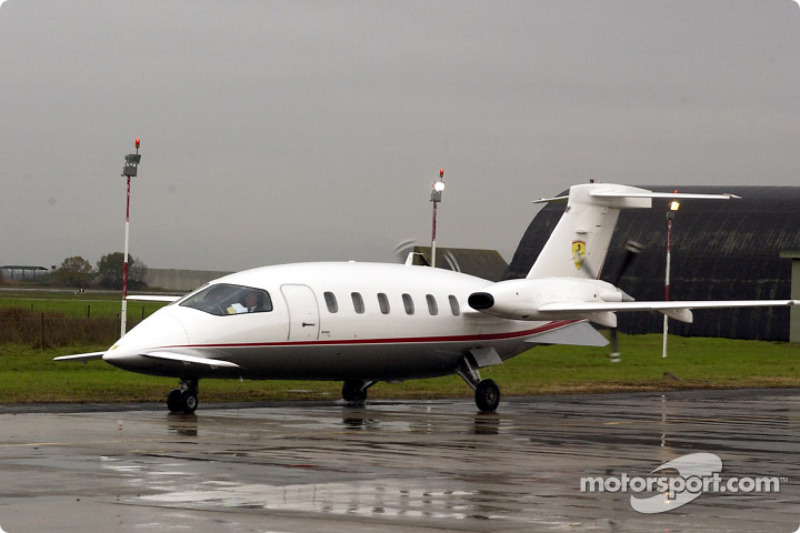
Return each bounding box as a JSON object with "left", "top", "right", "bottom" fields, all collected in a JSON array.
[
  {"left": 127, "top": 294, "right": 183, "bottom": 303},
  {"left": 537, "top": 299, "right": 797, "bottom": 325}
]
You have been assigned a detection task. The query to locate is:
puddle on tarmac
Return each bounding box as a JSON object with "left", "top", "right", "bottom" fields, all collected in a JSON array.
[{"left": 138, "top": 479, "right": 529, "bottom": 522}]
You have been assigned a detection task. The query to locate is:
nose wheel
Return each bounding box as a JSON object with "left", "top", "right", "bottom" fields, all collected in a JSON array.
[
  {"left": 167, "top": 378, "right": 199, "bottom": 414},
  {"left": 342, "top": 380, "right": 376, "bottom": 406}
]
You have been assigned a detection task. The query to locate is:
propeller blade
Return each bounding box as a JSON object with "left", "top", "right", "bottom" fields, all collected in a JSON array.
[
  {"left": 611, "top": 240, "right": 644, "bottom": 286},
  {"left": 393, "top": 238, "right": 418, "bottom": 263}
]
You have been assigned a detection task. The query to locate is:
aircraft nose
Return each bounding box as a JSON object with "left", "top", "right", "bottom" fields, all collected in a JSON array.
[{"left": 102, "top": 312, "right": 190, "bottom": 366}]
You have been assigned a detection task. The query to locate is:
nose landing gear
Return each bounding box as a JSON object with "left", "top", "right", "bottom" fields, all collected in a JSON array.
[
  {"left": 341, "top": 380, "right": 377, "bottom": 406},
  {"left": 167, "top": 377, "right": 199, "bottom": 414}
]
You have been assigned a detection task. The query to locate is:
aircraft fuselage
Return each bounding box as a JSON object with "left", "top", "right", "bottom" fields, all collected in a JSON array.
[{"left": 104, "top": 262, "right": 566, "bottom": 382}]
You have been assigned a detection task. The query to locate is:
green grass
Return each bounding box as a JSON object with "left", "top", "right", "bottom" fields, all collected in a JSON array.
[
  {"left": 1, "top": 289, "right": 797, "bottom": 403},
  {"left": 2, "top": 334, "right": 798, "bottom": 404},
  {"left": 0, "top": 291, "right": 166, "bottom": 319}
]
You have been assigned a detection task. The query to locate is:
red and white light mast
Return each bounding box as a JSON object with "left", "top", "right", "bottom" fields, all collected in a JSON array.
[
  {"left": 430, "top": 168, "right": 445, "bottom": 268},
  {"left": 120, "top": 138, "right": 141, "bottom": 336},
  {"left": 662, "top": 196, "right": 679, "bottom": 358}
]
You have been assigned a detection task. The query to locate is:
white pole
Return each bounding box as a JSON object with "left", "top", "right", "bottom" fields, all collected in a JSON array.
[
  {"left": 662, "top": 215, "right": 673, "bottom": 358},
  {"left": 431, "top": 200, "right": 437, "bottom": 268},
  {"left": 430, "top": 169, "right": 444, "bottom": 269},
  {"left": 120, "top": 139, "right": 139, "bottom": 336},
  {"left": 121, "top": 175, "right": 130, "bottom": 337}
]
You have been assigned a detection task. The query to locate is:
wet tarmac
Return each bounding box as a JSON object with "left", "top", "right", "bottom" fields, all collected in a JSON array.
[{"left": 0, "top": 389, "right": 798, "bottom": 532}]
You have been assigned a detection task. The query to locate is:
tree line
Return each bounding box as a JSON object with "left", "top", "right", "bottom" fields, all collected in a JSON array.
[{"left": 52, "top": 253, "right": 149, "bottom": 290}]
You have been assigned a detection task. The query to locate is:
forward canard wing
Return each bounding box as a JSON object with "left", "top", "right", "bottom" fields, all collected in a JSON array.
[
  {"left": 55, "top": 350, "right": 241, "bottom": 370},
  {"left": 53, "top": 352, "right": 106, "bottom": 363}
]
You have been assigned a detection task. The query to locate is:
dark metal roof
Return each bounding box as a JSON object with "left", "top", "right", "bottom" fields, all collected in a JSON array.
[
  {"left": 412, "top": 246, "right": 508, "bottom": 282},
  {"left": 0, "top": 265, "right": 49, "bottom": 271},
  {"left": 506, "top": 186, "right": 800, "bottom": 340}
]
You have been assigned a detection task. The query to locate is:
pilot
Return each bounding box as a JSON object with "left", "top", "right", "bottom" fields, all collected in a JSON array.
[{"left": 244, "top": 291, "right": 260, "bottom": 313}]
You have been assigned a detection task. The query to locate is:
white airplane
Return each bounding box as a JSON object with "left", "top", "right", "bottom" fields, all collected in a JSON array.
[{"left": 56, "top": 182, "right": 797, "bottom": 414}]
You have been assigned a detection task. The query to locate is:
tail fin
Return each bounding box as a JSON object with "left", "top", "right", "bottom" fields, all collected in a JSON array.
[
  {"left": 527, "top": 183, "right": 654, "bottom": 280},
  {"left": 526, "top": 183, "right": 738, "bottom": 280}
]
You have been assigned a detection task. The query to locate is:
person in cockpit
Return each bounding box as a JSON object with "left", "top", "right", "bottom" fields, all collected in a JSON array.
[{"left": 244, "top": 290, "right": 261, "bottom": 313}]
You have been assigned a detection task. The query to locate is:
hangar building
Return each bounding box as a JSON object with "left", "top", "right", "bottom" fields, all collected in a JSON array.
[{"left": 505, "top": 186, "right": 800, "bottom": 341}]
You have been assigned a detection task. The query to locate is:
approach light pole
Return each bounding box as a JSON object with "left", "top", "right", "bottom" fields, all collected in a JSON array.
[
  {"left": 430, "top": 169, "right": 445, "bottom": 268},
  {"left": 120, "top": 138, "right": 141, "bottom": 336},
  {"left": 662, "top": 197, "right": 680, "bottom": 358}
]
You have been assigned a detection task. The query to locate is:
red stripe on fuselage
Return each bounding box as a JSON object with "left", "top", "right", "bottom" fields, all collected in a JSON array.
[{"left": 157, "top": 319, "right": 579, "bottom": 351}]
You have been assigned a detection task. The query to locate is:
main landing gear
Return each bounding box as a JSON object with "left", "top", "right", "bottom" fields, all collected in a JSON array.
[
  {"left": 167, "top": 377, "right": 199, "bottom": 414},
  {"left": 341, "top": 380, "right": 377, "bottom": 406},
  {"left": 457, "top": 356, "right": 501, "bottom": 412}
]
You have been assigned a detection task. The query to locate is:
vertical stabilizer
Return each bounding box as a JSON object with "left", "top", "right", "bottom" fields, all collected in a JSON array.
[{"left": 526, "top": 183, "right": 653, "bottom": 280}]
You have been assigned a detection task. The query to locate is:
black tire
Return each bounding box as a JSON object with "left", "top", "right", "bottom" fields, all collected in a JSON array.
[
  {"left": 167, "top": 389, "right": 183, "bottom": 413},
  {"left": 475, "top": 379, "right": 500, "bottom": 412},
  {"left": 342, "top": 381, "right": 367, "bottom": 404},
  {"left": 180, "top": 391, "right": 199, "bottom": 414}
]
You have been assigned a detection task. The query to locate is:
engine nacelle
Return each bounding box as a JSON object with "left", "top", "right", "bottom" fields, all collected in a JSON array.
[{"left": 468, "top": 278, "right": 626, "bottom": 325}]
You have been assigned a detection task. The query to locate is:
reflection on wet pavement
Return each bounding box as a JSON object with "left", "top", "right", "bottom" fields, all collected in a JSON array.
[{"left": 0, "top": 390, "right": 798, "bottom": 532}]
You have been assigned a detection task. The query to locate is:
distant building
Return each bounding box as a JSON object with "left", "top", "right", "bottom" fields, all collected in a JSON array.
[
  {"left": 408, "top": 246, "right": 508, "bottom": 282},
  {"left": 143, "top": 248, "right": 509, "bottom": 293},
  {"left": 144, "top": 269, "right": 232, "bottom": 293},
  {"left": 506, "top": 186, "right": 800, "bottom": 341},
  {"left": 0, "top": 265, "right": 50, "bottom": 281}
]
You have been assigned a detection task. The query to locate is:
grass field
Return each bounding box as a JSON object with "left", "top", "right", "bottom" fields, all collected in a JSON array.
[
  {"left": 1, "top": 334, "right": 798, "bottom": 404},
  {"left": 0, "top": 290, "right": 166, "bottom": 319},
  {"left": 0, "top": 288, "right": 798, "bottom": 404}
]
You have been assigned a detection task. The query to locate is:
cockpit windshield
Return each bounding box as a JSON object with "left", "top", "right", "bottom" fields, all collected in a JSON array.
[{"left": 179, "top": 283, "right": 272, "bottom": 316}]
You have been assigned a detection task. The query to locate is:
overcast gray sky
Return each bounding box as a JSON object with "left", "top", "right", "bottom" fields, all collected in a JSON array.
[{"left": 2, "top": 1, "right": 799, "bottom": 272}]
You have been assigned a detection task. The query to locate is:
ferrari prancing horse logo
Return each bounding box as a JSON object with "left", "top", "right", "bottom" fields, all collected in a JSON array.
[{"left": 572, "top": 240, "right": 586, "bottom": 270}]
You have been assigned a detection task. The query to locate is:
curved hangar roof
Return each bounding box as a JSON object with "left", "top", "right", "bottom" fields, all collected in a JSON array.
[{"left": 506, "top": 186, "right": 800, "bottom": 341}]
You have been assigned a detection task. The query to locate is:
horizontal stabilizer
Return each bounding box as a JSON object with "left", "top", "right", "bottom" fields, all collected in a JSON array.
[
  {"left": 590, "top": 191, "right": 741, "bottom": 201},
  {"left": 140, "top": 351, "right": 241, "bottom": 370},
  {"left": 525, "top": 321, "right": 608, "bottom": 347}
]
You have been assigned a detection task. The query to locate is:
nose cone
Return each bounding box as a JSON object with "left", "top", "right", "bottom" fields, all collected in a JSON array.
[{"left": 102, "top": 310, "right": 190, "bottom": 371}]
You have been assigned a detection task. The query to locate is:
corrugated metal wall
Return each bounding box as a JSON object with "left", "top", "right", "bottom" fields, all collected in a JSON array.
[
  {"left": 144, "top": 269, "right": 232, "bottom": 293},
  {"left": 506, "top": 186, "right": 800, "bottom": 340}
]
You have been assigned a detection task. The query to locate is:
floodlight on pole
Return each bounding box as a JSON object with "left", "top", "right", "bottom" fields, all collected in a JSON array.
[
  {"left": 662, "top": 194, "right": 679, "bottom": 358},
  {"left": 430, "top": 168, "right": 445, "bottom": 268},
  {"left": 120, "top": 138, "right": 141, "bottom": 336}
]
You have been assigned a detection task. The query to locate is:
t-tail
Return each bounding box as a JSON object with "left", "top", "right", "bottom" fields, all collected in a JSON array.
[
  {"left": 467, "top": 182, "right": 747, "bottom": 329},
  {"left": 526, "top": 183, "right": 659, "bottom": 280},
  {"left": 526, "top": 182, "right": 741, "bottom": 279}
]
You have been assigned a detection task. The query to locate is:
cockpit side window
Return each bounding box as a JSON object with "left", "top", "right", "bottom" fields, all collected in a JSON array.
[{"left": 179, "top": 283, "right": 272, "bottom": 316}]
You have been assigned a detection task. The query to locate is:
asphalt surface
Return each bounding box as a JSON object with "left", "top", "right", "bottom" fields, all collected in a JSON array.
[{"left": 0, "top": 389, "right": 798, "bottom": 532}]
